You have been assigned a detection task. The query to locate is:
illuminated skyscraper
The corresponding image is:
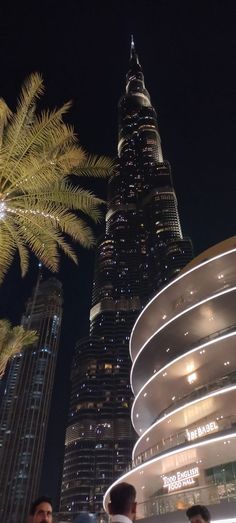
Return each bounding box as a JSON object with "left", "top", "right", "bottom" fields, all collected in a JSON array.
[
  {"left": 0, "top": 276, "right": 63, "bottom": 523},
  {"left": 60, "top": 39, "right": 192, "bottom": 519}
]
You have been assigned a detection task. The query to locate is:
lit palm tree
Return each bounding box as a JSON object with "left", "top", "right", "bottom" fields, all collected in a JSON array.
[
  {"left": 0, "top": 319, "right": 38, "bottom": 378},
  {"left": 0, "top": 73, "right": 113, "bottom": 283}
]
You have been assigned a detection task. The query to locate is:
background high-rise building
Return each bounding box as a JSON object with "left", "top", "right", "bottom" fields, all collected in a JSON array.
[
  {"left": 0, "top": 276, "right": 63, "bottom": 523},
  {"left": 60, "top": 40, "right": 193, "bottom": 519}
]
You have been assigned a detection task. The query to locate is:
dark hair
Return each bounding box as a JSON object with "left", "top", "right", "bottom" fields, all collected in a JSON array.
[
  {"left": 29, "top": 496, "right": 53, "bottom": 516},
  {"left": 109, "top": 482, "right": 136, "bottom": 515},
  {"left": 186, "top": 505, "right": 211, "bottom": 521}
]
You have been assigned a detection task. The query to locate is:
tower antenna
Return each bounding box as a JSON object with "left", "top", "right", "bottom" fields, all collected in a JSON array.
[{"left": 130, "top": 34, "right": 135, "bottom": 57}]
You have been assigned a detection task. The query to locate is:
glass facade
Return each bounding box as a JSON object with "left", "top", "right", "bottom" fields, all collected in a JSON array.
[
  {"left": 60, "top": 41, "right": 193, "bottom": 519},
  {"left": 0, "top": 276, "right": 63, "bottom": 523}
]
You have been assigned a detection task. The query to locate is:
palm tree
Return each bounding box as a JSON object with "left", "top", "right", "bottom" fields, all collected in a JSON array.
[
  {"left": 0, "top": 319, "right": 38, "bottom": 378},
  {"left": 0, "top": 73, "right": 113, "bottom": 283}
]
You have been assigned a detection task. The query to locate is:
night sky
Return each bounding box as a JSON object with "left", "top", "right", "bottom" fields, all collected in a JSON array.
[{"left": 0, "top": 0, "right": 236, "bottom": 509}]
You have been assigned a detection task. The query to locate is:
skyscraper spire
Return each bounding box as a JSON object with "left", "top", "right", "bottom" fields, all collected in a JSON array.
[
  {"left": 126, "top": 37, "right": 147, "bottom": 100},
  {"left": 130, "top": 34, "right": 135, "bottom": 57},
  {"left": 130, "top": 34, "right": 140, "bottom": 65}
]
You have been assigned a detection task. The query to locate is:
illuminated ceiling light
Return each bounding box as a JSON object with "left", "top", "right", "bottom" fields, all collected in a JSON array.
[
  {"left": 166, "top": 348, "right": 170, "bottom": 352},
  {"left": 184, "top": 331, "right": 189, "bottom": 336},
  {"left": 141, "top": 486, "right": 145, "bottom": 489},
  {"left": 187, "top": 363, "right": 194, "bottom": 373},
  {"left": 187, "top": 372, "right": 197, "bottom": 384},
  {"left": 153, "top": 369, "right": 157, "bottom": 373},
  {"left": 143, "top": 392, "right": 147, "bottom": 397},
  {"left": 224, "top": 361, "right": 230, "bottom": 366},
  {"left": 146, "top": 437, "right": 149, "bottom": 442},
  {"left": 162, "top": 372, "right": 167, "bottom": 377},
  {"left": 136, "top": 413, "right": 139, "bottom": 418},
  {"left": 162, "top": 314, "right": 167, "bottom": 320},
  {"left": 190, "top": 290, "right": 194, "bottom": 295},
  {"left": 171, "top": 396, "right": 176, "bottom": 401},
  {"left": 200, "top": 349, "right": 205, "bottom": 355},
  {"left": 218, "top": 273, "right": 224, "bottom": 279}
]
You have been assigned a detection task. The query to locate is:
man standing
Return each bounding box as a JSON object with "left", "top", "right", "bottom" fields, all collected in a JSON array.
[
  {"left": 108, "top": 482, "right": 137, "bottom": 523},
  {"left": 186, "top": 504, "right": 211, "bottom": 523},
  {"left": 28, "top": 496, "right": 53, "bottom": 523}
]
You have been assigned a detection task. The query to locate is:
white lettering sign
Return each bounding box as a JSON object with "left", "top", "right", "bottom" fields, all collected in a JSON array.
[
  {"left": 186, "top": 421, "right": 218, "bottom": 442},
  {"left": 162, "top": 466, "right": 199, "bottom": 493}
]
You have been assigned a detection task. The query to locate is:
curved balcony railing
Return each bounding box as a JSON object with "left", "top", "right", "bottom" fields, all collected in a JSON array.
[
  {"left": 137, "top": 480, "right": 236, "bottom": 519},
  {"left": 127, "top": 413, "right": 236, "bottom": 471},
  {"left": 133, "top": 370, "right": 236, "bottom": 435},
  {"left": 132, "top": 324, "right": 236, "bottom": 394},
  {"left": 154, "top": 370, "right": 236, "bottom": 422},
  {"left": 131, "top": 243, "right": 236, "bottom": 356}
]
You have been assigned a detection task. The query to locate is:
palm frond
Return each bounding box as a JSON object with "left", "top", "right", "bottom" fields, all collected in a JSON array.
[
  {"left": 55, "top": 145, "right": 86, "bottom": 171},
  {"left": 2, "top": 73, "right": 44, "bottom": 175},
  {"left": 11, "top": 184, "right": 104, "bottom": 222},
  {"left": 55, "top": 211, "right": 96, "bottom": 248},
  {"left": 0, "top": 73, "right": 111, "bottom": 281},
  {"left": 0, "top": 225, "right": 17, "bottom": 283},
  {"left": 17, "top": 211, "right": 79, "bottom": 267},
  {"left": 3, "top": 102, "right": 73, "bottom": 191},
  {"left": 3, "top": 217, "right": 29, "bottom": 277},
  {"left": 72, "top": 154, "right": 114, "bottom": 178},
  {"left": 0, "top": 319, "right": 38, "bottom": 377},
  {"left": 18, "top": 218, "right": 60, "bottom": 272},
  {"left": 0, "top": 99, "right": 12, "bottom": 149}
]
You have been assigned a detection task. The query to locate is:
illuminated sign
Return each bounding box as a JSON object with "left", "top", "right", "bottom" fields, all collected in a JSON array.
[
  {"left": 163, "top": 466, "right": 199, "bottom": 492},
  {"left": 186, "top": 421, "right": 218, "bottom": 441}
]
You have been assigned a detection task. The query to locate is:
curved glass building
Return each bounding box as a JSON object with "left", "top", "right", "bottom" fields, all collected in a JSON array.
[{"left": 104, "top": 237, "right": 236, "bottom": 523}]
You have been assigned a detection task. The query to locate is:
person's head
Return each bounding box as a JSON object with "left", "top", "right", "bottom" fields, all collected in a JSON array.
[
  {"left": 108, "top": 482, "right": 136, "bottom": 520},
  {"left": 29, "top": 496, "right": 53, "bottom": 523},
  {"left": 186, "top": 504, "right": 211, "bottom": 523}
]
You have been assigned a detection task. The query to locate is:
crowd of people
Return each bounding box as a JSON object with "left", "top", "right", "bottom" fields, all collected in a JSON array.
[
  {"left": 108, "top": 483, "right": 211, "bottom": 523},
  {"left": 28, "top": 483, "right": 212, "bottom": 523}
]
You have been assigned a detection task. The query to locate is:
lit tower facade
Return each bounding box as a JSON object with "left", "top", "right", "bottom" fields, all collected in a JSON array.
[
  {"left": 0, "top": 276, "right": 63, "bottom": 523},
  {"left": 60, "top": 40, "right": 192, "bottom": 518}
]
